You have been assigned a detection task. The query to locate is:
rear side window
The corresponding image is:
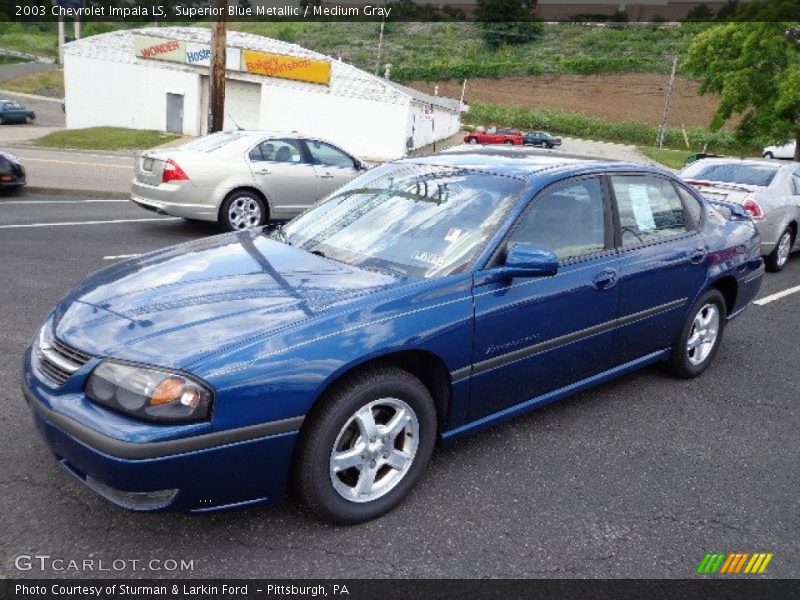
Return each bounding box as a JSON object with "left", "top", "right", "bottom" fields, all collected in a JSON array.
[
  {"left": 249, "top": 139, "right": 304, "bottom": 163},
  {"left": 680, "top": 162, "right": 778, "bottom": 187},
  {"left": 676, "top": 185, "right": 704, "bottom": 228},
  {"left": 508, "top": 177, "right": 606, "bottom": 261},
  {"left": 611, "top": 175, "right": 688, "bottom": 246}
]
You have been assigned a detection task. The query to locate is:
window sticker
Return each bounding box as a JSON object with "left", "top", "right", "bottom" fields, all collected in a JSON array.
[
  {"left": 412, "top": 251, "right": 445, "bottom": 266},
  {"left": 628, "top": 185, "right": 657, "bottom": 231}
]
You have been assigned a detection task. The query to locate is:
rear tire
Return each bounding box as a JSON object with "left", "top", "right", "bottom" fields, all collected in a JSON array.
[
  {"left": 765, "top": 227, "right": 794, "bottom": 272},
  {"left": 666, "top": 289, "right": 726, "bottom": 379},
  {"left": 763, "top": 152, "right": 774, "bottom": 159},
  {"left": 294, "top": 366, "right": 437, "bottom": 524},
  {"left": 504, "top": 140, "right": 514, "bottom": 145},
  {"left": 219, "top": 190, "right": 267, "bottom": 232},
  {"left": 466, "top": 137, "right": 478, "bottom": 144}
]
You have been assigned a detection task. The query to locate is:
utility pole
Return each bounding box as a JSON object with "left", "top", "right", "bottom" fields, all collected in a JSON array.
[
  {"left": 57, "top": 18, "right": 65, "bottom": 65},
  {"left": 374, "top": 18, "right": 385, "bottom": 76},
  {"left": 74, "top": 18, "right": 81, "bottom": 40},
  {"left": 657, "top": 56, "right": 678, "bottom": 149},
  {"left": 209, "top": 0, "right": 227, "bottom": 133}
]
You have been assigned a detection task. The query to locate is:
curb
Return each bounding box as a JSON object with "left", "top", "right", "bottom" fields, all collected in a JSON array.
[
  {"left": 0, "top": 89, "right": 62, "bottom": 103},
  {"left": 23, "top": 186, "right": 129, "bottom": 200}
]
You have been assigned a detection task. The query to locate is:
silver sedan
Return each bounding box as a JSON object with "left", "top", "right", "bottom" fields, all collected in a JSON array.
[
  {"left": 131, "top": 131, "right": 366, "bottom": 231},
  {"left": 679, "top": 158, "right": 800, "bottom": 272}
]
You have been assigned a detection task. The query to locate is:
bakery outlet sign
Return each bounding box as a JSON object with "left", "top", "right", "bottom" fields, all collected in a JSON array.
[{"left": 134, "top": 35, "right": 330, "bottom": 86}]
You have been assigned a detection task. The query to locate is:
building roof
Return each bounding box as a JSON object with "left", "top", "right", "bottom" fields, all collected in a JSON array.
[{"left": 63, "top": 27, "right": 461, "bottom": 112}]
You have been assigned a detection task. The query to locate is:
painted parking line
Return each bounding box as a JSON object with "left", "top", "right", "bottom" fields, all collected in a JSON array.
[
  {"left": 17, "top": 157, "right": 132, "bottom": 169},
  {"left": 0, "top": 199, "right": 128, "bottom": 204},
  {"left": 754, "top": 284, "right": 800, "bottom": 307},
  {"left": 0, "top": 217, "right": 179, "bottom": 229},
  {"left": 103, "top": 253, "right": 143, "bottom": 260}
]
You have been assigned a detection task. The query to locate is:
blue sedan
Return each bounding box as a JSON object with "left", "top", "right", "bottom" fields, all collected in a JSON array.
[
  {"left": 23, "top": 153, "right": 764, "bottom": 523},
  {"left": 0, "top": 99, "right": 35, "bottom": 124}
]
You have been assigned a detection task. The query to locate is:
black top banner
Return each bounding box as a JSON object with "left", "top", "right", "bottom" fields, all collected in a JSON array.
[{"left": 0, "top": 0, "right": 798, "bottom": 22}]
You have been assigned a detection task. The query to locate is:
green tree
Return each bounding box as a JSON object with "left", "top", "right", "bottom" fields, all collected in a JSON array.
[
  {"left": 475, "top": 0, "right": 541, "bottom": 49},
  {"left": 684, "top": 18, "right": 800, "bottom": 160}
]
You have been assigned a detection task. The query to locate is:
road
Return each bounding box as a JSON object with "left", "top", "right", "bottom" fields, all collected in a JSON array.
[
  {"left": 0, "top": 194, "right": 797, "bottom": 579},
  {"left": 2, "top": 146, "right": 134, "bottom": 195},
  {"left": 0, "top": 92, "right": 65, "bottom": 128}
]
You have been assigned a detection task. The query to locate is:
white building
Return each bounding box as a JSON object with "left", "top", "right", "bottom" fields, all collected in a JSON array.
[{"left": 63, "top": 27, "right": 463, "bottom": 161}]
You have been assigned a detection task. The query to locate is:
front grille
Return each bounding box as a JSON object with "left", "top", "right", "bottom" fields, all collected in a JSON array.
[{"left": 36, "top": 337, "right": 93, "bottom": 386}]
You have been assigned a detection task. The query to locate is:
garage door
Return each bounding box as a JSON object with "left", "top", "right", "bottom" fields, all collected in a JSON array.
[{"left": 200, "top": 77, "right": 262, "bottom": 134}]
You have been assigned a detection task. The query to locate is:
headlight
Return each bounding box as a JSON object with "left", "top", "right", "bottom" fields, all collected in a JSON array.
[{"left": 85, "top": 360, "right": 213, "bottom": 423}]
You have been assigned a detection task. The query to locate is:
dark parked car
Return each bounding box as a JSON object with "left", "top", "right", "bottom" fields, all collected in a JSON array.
[
  {"left": 464, "top": 126, "right": 523, "bottom": 145},
  {"left": 0, "top": 99, "right": 35, "bottom": 124},
  {"left": 0, "top": 151, "right": 25, "bottom": 189},
  {"left": 522, "top": 131, "right": 562, "bottom": 148},
  {"left": 23, "top": 153, "right": 763, "bottom": 523}
]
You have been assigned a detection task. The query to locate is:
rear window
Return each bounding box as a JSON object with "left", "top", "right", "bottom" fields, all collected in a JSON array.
[
  {"left": 680, "top": 162, "right": 778, "bottom": 187},
  {"left": 179, "top": 131, "right": 246, "bottom": 153}
]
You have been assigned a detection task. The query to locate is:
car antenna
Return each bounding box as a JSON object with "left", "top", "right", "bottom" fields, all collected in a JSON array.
[{"left": 226, "top": 113, "right": 244, "bottom": 131}]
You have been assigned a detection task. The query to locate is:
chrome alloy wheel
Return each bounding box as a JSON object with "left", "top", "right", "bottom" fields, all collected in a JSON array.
[
  {"left": 776, "top": 230, "right": 792, "bottom": 269},
  {"left": 329, "top": 398, "right": 419, "bottom": 503},
  {"left": 686, "top": 303, "right": 720, "bottom": 366},
  {"left": 227, "top": 196, "right": 262, "bottom": 230}
]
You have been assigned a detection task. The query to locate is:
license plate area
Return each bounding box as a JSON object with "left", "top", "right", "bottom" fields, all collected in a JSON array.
[{"left": 142, "top": 157, "right": 154, "bottom": 171}]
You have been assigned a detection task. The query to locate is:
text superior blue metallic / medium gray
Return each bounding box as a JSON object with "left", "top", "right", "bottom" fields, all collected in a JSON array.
[{"left": 22, "top": 153, "right": 764, "bottom": 523}]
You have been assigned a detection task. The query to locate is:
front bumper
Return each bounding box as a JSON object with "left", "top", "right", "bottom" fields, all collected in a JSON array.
[{"left": 23, "top": 373, "right": 301, "bottom": 513}]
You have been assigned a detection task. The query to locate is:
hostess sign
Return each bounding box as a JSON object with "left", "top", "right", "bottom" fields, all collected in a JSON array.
[{"left": 134, "top": 35, "right": 329, "bottom": 86}]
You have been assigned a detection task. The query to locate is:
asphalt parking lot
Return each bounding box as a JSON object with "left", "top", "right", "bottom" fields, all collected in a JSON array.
[{"left": 1, "top": 192, "right": 798, "bottom": 579}]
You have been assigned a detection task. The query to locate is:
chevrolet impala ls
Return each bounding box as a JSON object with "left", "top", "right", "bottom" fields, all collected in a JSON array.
[{"left": 23, "top": 154, "right": 764, "bottom": 523}]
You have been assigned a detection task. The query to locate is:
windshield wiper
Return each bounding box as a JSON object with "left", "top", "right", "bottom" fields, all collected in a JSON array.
[{"left": 266, "top": 223, "right": 291, "bottom": 245}]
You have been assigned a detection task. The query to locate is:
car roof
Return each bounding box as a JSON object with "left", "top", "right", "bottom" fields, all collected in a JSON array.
[{"left": 404, "top": 147, "right": 661, "bottom": 181}]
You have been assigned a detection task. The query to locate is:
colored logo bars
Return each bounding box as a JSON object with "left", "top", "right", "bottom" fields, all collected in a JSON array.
[{"left": 697, "top": 552, "right": 774, "bottom": 574}]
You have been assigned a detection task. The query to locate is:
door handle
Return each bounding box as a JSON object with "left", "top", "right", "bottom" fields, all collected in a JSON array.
[
  {"left": 592, "top": 268, "right": 619, "bottom": 290},
  {"left": 690, "top": 247, "right": 706, "bottom": 264},
  {"left": 319, "top": 172, "right": 335, "bottom": 179},
  {"left": 255, "top": 169, "right": 271, "bottom": 175}
]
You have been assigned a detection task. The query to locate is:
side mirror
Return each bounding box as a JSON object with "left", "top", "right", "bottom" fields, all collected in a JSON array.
[
  {"left": 354, "top": 159, "right": 368, "bottom": 171},
  {"left": 480, "top": 244, "right": 558, "bottom": 283}
]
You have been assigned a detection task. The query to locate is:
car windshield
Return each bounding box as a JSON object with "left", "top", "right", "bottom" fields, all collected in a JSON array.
[
  {"left": 179, "top": 131, "right": 247, "bottom": 152},
  {"left": 283, "top": 163, "right": 525, "bottom": 278},
  {"left": 680, "top": 162, "right": 778, "bottom": 187}
]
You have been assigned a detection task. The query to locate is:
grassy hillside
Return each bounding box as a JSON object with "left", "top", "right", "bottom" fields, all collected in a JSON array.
[{"left": 0, "top": 21, "right": 705, "bottom": 82}]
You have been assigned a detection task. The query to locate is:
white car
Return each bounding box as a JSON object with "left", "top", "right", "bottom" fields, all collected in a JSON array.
[
  {"left": 131, "top": 131, "right": 366, "bottom": 231},
  {"left": 763, "top": 140, "right": 797, "bottom": 160}
]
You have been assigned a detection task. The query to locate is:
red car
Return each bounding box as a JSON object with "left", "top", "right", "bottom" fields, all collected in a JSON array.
[{"left": 464, "top": 126, "right": 523, "bottom": 146}]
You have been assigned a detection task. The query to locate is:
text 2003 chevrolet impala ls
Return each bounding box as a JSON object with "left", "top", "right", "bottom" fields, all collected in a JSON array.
[{"left": 23, "top": 154, "right": 764, "bottom": 523}]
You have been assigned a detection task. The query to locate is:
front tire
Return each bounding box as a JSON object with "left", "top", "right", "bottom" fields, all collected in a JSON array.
[
  {"left": 219, "top": 190, "right": 267, "bottom": 232},
  {"left": 765, "top": 227, "right": 794, "bottom": 272},
  {"left": 295, "top": 366, "right": 437, "bottom": 524},
  {"left": 466, "top": 137, "right": 478, "bottom": 144},
  {"left": 504, "top": 140, "right": 514, "bottom": 145},
  {"left": 667, "top": 289, "right": 726, "bottom": 378},
  {"left": 763, "top": 152, "right": 774, "bottom": 159}
]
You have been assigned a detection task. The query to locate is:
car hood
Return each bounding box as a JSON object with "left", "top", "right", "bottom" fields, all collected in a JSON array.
[{"left": 53, "top": 231, "right": 404, "bottom": 369}]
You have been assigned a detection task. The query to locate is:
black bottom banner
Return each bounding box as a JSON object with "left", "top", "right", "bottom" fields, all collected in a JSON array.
[{"left": 3, "top": 579, "right": 800, "bottom": 600}]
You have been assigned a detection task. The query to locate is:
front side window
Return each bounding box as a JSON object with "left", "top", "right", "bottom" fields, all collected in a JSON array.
[
  {"left": 249, "top": 139, "right": 304, "bottom": 163},
  {"left": 612, "top": 175, "right": 688, "bottom": 246},
  {"left": 507, "top": 177, "right": 606, "bottom": 261},
  {"left": 283, "top": 164, "right": 525, "bottom": 278},
  {"left": 306, "top": 140, "right": 355, "bottom": 169}
]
